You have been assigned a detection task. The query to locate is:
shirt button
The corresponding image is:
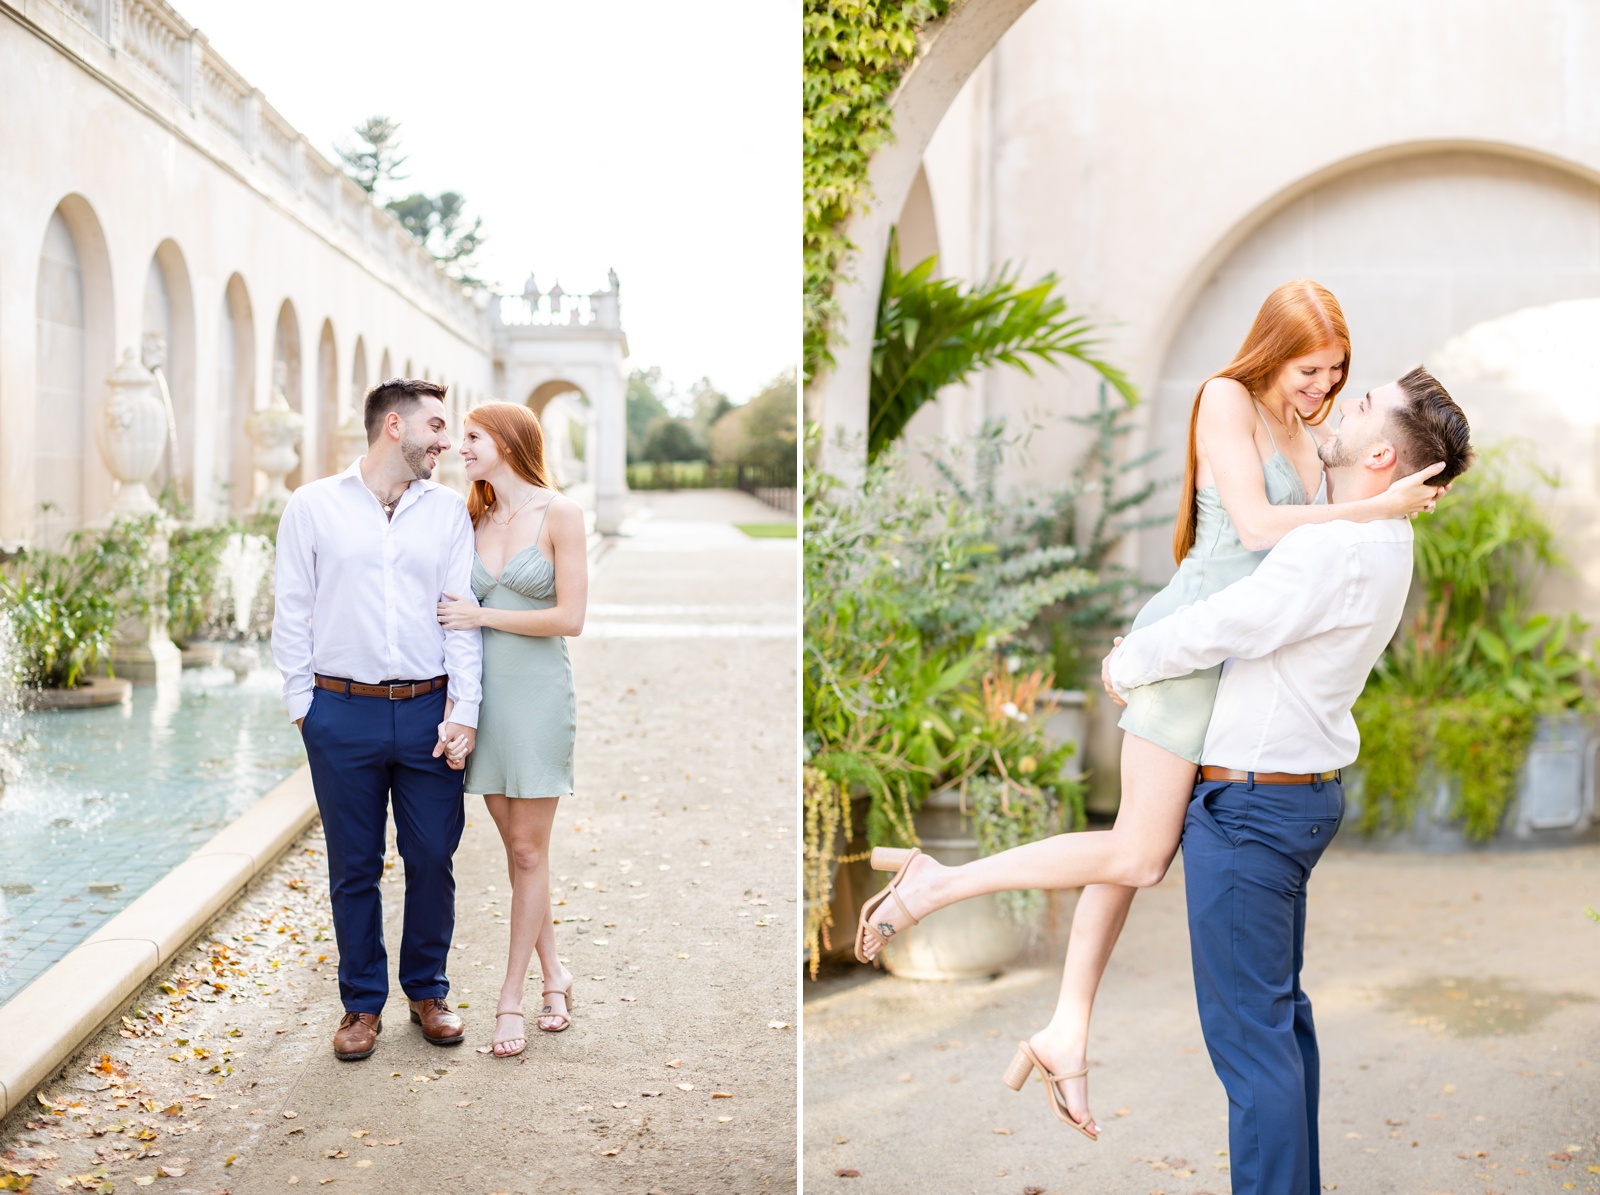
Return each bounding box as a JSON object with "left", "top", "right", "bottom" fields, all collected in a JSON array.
[{"left": 1310, "top": 826, "right": 1320, "bottom": 835}]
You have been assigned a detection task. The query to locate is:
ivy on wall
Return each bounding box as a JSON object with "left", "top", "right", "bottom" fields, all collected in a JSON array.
[{"left": 803, "top": 0, "right": 953, "bottom": 383}]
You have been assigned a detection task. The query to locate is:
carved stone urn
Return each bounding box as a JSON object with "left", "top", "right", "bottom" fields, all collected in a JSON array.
[
  {"left": 247, "top": 362, "right": 304, "bottom": 513},
  {"left": 98, "top": 348, "right": 167, "bottom": 516}
]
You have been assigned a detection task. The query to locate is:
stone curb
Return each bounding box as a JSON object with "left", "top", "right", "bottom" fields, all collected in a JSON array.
[{"left": 0, "top": 765, "right": 317, "bottom": 1120}]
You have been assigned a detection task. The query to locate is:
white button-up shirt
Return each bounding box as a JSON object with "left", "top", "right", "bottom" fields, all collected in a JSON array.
[
  {"left": 272, "top": 458, "right": 483, "bottom": 726},
  {"left": 1108, "top": 518, "right": 1414, "bottom": 772}
]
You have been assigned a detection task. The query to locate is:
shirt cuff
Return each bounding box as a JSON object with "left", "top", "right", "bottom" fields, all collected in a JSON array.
[
  {"left": 286, "top": 688, "right": 312, "bottom": 722},
  {"left": 447, "top": 699, "right": 480, "bottom": 729},
  {"left": 1106, "top": 643, "right": 1136, "bottom": 701}
]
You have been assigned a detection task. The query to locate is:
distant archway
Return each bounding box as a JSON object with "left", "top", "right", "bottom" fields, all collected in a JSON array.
[
  {"left": 524, "top": 380, "right": 589, "bottom": 487},
  {"left": 527, "top": 378, "right": 582, "bottom": 416},
  {"left": 317, "top": 319, "right": 338, "bottom": 477},
  {"left": 273, "top": 299, "right": 302, "bottom": 488},
  {"left": 142, "top": 239, "right": 196, "bottom": 503},
  {"left": 379, "top": 348, "right": 392, "bottom": 382},
  {"left": 217, "top": 274, "right": 255, "bottom": 513},
  {"left": 34, "top": 195, "right": 114, "bottom": 542}
]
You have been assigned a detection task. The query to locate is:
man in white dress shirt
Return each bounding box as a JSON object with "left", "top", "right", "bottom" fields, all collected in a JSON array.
[
  {"left": 273, "top": 378, "right": 483, "bottom": 1061},
  {"left": 1104, "top": 367, "right": 1473, "bottom": 1195}
]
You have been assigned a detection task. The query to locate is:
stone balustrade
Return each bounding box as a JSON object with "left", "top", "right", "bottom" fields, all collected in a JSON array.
[{"left": 12, "top": 0, "right": 484, "bottom": 337}]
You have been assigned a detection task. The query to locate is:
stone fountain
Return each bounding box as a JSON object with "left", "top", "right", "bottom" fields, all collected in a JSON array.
[{"left": 216, "top": 532, "right": 273, "bottom": 683}]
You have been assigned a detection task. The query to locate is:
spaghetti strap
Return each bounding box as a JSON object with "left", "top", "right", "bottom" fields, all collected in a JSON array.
[
  {"left": 532, "top": 494, "right": 554, "bottom": 547},
  {"left": 1253, "top": 401, "right": 1280, "bottom": 454}
]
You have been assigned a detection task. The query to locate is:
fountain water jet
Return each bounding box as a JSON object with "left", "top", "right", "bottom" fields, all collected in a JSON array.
[{"left": 216, "top": 533, "right": 273, "bottom": 683}]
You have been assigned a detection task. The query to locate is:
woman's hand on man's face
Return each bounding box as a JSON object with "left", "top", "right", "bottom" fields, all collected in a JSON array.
[{"left": 437, "top": 592, "right": 482, "bottom": 630}]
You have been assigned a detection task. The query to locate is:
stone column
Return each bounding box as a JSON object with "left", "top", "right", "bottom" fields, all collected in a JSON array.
[{"left": 593, "top": 363, "right": 626, "bottom": 534}]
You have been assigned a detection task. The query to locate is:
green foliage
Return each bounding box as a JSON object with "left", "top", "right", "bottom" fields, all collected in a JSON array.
[
  {"left": 712, "top": 370, "right": 800, "bottom": 472},
  {"left": 336, "top": 117, "right": 485, "bottom": 286},
  {"left": 1354, "top": 452, "right": 1593, "bottom": 841},
  {"left": 0, "top": 548, "right": 121, "bottom": 689},
  {"left": 930, "top": 391, "right": 1166, "bottom": 688},
  {"left": 803, "top": 0, "right": 952, "bottom": 380},
  {"left": 335, "top": 115, "right": 409, "bottom": 195},
  {"left": 870, "top": 236, "right": 1136, "bottom": 460},
  {"left": 385, "top": 191, "right": 486, "bottom": 287},
  {"left": 626, "top": 368, "right": 672, "bottom": 461},
  {"left": 167, "top": 521, "right": 255, "bottom": 648},
  {"left": 640, "top": 417, "right": 705, "bottom": 464},
  {"left": 803, "top": 444, "right": 1094, "bottom": 954}
]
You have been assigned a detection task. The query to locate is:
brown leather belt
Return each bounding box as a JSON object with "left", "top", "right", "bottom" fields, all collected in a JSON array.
[
  {"left": 314, "top": 674, "right": 449, "bottom": 700},
  {"left": 1198, "top": 766, "right": 1341, "bottom": 786}
]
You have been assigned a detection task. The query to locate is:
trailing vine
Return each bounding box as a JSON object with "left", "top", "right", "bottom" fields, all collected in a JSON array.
[{"left": 803, "top": 0, "right": 953, "bottom": 382}]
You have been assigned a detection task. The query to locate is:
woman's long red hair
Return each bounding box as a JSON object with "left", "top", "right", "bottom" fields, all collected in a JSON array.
[
  {"left": 1171, "top": 278, "right": 1350, "bottom": 564},
  {"left": 464, "top": 401, "right": 559, "bottom": 526}
]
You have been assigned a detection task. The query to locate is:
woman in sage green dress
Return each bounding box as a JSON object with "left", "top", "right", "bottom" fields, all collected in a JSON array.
[
  {"left": 436, "top": 401, "right": 587, "bottom": 1058},
  {"left": 855, "top": 280, "right": 1448, "bottom": 1136}
]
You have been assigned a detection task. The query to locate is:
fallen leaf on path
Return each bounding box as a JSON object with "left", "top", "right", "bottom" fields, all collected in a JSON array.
[
  {"left": 992, "top": 1128, "right": 1012, "bottom": 1135},
  {"left": 282, "top": 1111, "right": 298, "bottom": 1119},
  {"left": 354, "top": 1160, "right": 372, "bottom": 1168},
  {"left": 155, "top": 1167, "right": 185, "bottom": 1178},
  {"left": 382, "top": 1140, "right": 402, "bottom": 1147},
  {"left": 835, "top": 1170, "right": 860, "bottom": 1178},
  {"left": 475, "top": 1046, "right": 493, "bottom": 1053},
  {"left": 666, "top": 1059, "right": 682, "bottom": 1068},
  {"left": 896, "top": 1074, "right": 912, "bottom": 1082},
  {"left": 322, "top": 1149, "right": 348, "bottom": 1159},
  {"left": 612, "top": 1101, "right": 628, "bottom": 1109},
  {"left": 133, "top": 1179, "right": 154, "bottom": 1188},
  {"left": 1116, "top": 1108, "right": 1131, "bottom": 1117},
  {"left": 711, "top": 1093, "right": 732, "bottom": 1099},
  {"left": 676, "top": 1083, "right": 694, "bottom": 1091},
  {"left": 454, "top": 1101, "right": 472, "bottom": 1108},
  {"left": 350, "top": 1131, "right": 368, "bottom": 1138},
  {"left": 769, "top": 1021, "right": 790, "bottom": 1030},
  {"left": 599, "top": 1148, "right": 621, "bottom": 1157},
  {"left": 716, "top": 1115, "right": 733, "bottom": 1123},
  {"left": 641, "top": 1091, "right": 663, "bottom": 1098}
]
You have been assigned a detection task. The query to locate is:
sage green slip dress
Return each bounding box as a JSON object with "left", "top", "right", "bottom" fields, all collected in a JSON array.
[
  {"left": 1117, "top": 406, "right": 1327, "bottom": 763},
  {"left": 464, "top": 500, "right": 576, "bottom": 799}
]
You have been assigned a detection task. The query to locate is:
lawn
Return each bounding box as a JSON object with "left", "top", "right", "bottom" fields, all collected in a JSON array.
[{"left": 736, "top": 522, "right": 796, "bottom": 538}]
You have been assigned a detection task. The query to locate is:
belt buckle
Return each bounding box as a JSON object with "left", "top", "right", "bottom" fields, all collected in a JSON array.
[{"left": 388, "top": 683, "right": 407, "bottom": 700}]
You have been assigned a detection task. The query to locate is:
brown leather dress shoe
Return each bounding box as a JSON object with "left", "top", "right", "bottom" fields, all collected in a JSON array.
[
  {"left": 332, "top": 1011, "right": 382, "bottom": 1061},
  {"left": 408, "top": 996, "right": 465, "bottom": 1045}
]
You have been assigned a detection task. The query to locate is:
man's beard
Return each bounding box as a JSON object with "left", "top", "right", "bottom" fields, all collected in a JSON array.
[
  {"left": 401, "top": 434, "right": 437, "bottom": 479},
  {"left": 1318, "top": 434, "right": 1360, "bottom": 469}
]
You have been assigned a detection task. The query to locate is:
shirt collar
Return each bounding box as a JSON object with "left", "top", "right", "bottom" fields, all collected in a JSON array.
[{"left": 343, "top": 456, "right": 440, "bottom": 511}]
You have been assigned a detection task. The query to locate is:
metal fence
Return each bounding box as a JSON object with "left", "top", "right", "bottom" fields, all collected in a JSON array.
[{"left": 626, "top": 461, "right": 797, "bottom": 515}]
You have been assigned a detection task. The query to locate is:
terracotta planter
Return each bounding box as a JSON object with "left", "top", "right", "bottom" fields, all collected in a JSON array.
[
  {"left": 880, "top": 786, "right": 1029, "bottom": 980},
  {"left": 18, "top": 676, "right": 132, "bottom": 710}
]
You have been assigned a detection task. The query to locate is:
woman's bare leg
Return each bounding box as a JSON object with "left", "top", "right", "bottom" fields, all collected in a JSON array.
[
  {"left": 483, "top": 794, "right": 567, "bottom": 1053},
  {"left": 860, "top": 735, "right": 1195, "bottom": 960}
]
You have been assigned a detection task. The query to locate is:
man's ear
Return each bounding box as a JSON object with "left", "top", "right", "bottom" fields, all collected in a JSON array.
[
  {"left": 384, "top": 409, "right": 404, "bottom": 441},
  {"left": 1365, "top": 441, "right": 1399, "bottom": 471}
]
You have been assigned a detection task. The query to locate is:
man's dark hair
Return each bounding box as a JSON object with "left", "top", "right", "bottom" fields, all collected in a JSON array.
[
  {"left": 1388, "top": 366, "right": 1474, "bottom": 486},
  {"left": 364, "top": 377, "right": 448, "bottom": 443}
]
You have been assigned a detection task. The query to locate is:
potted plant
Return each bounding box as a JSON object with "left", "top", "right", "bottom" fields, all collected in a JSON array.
[
  {"left": 0, "top": 537, "right": 129, "bottom": 709},
  {"left": 878, "top": 662, "right": 1084, "bottom": 979},
  {"left": 1348, "top": 452, "right": 1598, "bottom": 847},
  {"left": 803, "top": 440, "right": 1097, "bottom": 976}
]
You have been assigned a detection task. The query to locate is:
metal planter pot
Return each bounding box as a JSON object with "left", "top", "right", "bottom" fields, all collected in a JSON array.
[
  {"left": 1343, "top": 712, "right": 1600, "bottom": 851},
  {"left": 880, "top": 786, "right": 1030, "bottom": 981}
]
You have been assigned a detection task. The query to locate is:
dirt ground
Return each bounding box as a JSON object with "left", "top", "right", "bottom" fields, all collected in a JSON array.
[
  {"left": 0, "top": 489, "right": 798, "bottom": 1195},
  {"left": 804, "top": 843, "right": 1600, "bottom": 1195}
]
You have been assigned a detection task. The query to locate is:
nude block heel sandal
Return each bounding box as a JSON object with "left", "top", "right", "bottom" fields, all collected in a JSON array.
[
  {"left": 537, "top": 978, "right": 574, "bottom": 1033},
  {"left": 1002, "top": 1041, "right": 1097, "bottom": 1140},
  {"left": 853, "top": 847, "right": 922, "bottom": 964}
]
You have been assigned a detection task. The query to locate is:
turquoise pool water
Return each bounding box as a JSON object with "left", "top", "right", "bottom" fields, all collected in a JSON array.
[{"left": 0, "top": 666, "right": 304, "bottom": 1007}]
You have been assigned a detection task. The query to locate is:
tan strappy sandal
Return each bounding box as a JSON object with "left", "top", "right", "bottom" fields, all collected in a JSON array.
[
  {"left": 853, "top": 847, "right": 923, "bottom": 964},
  {"left": 1002, "top": 1041, "right": 1098, "bottom": 1140},
  {"left": 491, "top": 1008, "right": 526, "bottom": 1058},
  {"left": 537, "top": 978, "right": 574, "bottom": 1032}
]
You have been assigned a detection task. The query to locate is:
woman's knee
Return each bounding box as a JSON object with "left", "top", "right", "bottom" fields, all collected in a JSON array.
[
  {"left": 1126, "top": 853, "right": 1173, "bottom": 888},
  {"left": 508, "top": 840, "right": 548, "bottom": 873}
]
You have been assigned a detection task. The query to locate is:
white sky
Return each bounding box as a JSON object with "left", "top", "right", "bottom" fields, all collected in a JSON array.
[{"left": 174, "top": 0, "right": 797, "bottom": 405}]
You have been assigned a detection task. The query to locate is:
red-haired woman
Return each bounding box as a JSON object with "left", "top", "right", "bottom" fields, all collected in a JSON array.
[
  {"left": 436, "top": 401, "right": 588, "bottom": 1057},
  {"left": 855, "top": 280, "right": 1445, "bottom": 1135}
]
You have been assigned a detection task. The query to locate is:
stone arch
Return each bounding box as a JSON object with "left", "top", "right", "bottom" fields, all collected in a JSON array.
[
  {"left": 317, "top": 318, "right": 338, "bottom": 477},
  {"left": 403, "top": 357, "right": 413, "bottom": 378},
  {"left": 379, "top": 348, "right": 392, "bottom": 382},
  {"left": 813, "top": 0, "right": 1040, "bottom": 479},
  {"left": 142, "top": 238, "right": 196, "bottom": 503},
  {"left": 1142, "top": 142, "right": 1600, "bottom": 597},
  {"left": 34, "top": 194, "right": 115, "bottom": 542},
  {"left": 217, "top": 273, "right": 255, "bottom": 513},
  {"left": 273, "top": 299, "right": 302, "bottom": 488},
  {"left": 527, "top": 378, "right": 583, "bottom": 416},
  {"left": 525, "top": 380, "right": 588, "bottom": 487}
]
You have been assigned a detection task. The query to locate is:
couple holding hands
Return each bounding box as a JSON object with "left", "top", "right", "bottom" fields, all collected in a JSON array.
[
  {"left": 857, "top": 280, "right": 1475, "bottom": 1195},
  {"left": 272, "top": 378, "right": 586, "bottom": 1063}
]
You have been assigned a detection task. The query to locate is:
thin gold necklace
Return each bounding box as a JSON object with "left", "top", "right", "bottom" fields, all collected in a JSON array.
[
  {"left": 490, "top": 489, "right": 538, "bottom": 526},
  {"left": 1255, "top": 398, "right": 1300, "bottom": 440}
]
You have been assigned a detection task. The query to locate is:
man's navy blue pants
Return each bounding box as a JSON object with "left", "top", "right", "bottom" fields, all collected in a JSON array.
[
  {"left": 1183, "top": 775, "right": 1343, "bottom": 1195},
  {"left": 300, "top": 684, "right": 464, "bottom": 1014}
]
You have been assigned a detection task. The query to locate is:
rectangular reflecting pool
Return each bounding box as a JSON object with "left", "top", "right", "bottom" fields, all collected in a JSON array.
[{"left": 0, "top": 666, "right": 304, "bottom": 1007}]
